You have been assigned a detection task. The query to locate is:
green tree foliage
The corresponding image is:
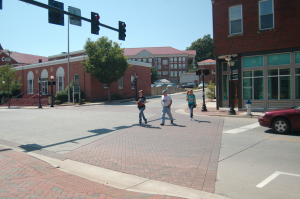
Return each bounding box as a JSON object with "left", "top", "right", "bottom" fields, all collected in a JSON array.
[
  {"left": 151, "top": 66, "right": 159, "bottom": 83},
  {"left": 186, "top": 34, "right": 214, "bottom": 71},
  {"left": 82, "top": 37, "right": 129, "bottom": 101},
  {"left": 0, "top": 64, "right": 22, "bottom": 107},
  {"left": 206, "top": 81, "right": 216, "bottom": 100}
]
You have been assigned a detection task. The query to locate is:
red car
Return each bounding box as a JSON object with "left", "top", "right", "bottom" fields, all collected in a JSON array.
[{"left": 258, "top": 106, "right": 300, "bottom": 134}]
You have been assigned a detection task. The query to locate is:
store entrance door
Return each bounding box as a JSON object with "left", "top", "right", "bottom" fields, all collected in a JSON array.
[{"left": 229, "top": 74, "right": 238, "bottom": 108}]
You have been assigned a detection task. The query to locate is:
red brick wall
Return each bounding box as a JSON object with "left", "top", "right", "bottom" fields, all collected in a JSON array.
[
  {"left": 198, "top": 64, "right": 216, "bottom": 84},
  {"left": 0, "top": 53, "right": 19, "bottom": 66},
  {"left": 213, "top": 0, "right": 300, "bottom": 56},
  {"left": 15, "top": 61, "right": 151, "bottom": 102}
]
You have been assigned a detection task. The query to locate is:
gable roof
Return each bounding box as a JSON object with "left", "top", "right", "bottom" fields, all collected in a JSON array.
[
  {"left": 124, "top": 47, "right": 196, "bottom": 56},
  {"left": 198, "top": 59, "right": 215, "bottom": 65},
  {"left": 0, "top": 50, "right": 48, "bottom": 64}
]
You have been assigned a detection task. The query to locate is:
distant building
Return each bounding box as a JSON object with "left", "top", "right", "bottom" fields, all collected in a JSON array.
[
  {"left": 180, "top": 73, "right": 199, "bottom": 85},
  {"left": 124, "top": 47, "right": 196, "bottom": 84},
  {"left": 197, "top": 59, "right": 216, "bottom": 84},
  {"left": 212, "top": 0, "right": 300, "bottom": 110}
]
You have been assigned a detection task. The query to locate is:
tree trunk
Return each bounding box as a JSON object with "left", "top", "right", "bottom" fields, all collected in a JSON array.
[{"left": 107, "top": 84, "right": 111, "bottom": 102}]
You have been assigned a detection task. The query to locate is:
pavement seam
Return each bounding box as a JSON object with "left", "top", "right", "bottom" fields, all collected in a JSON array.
[{"left": 124, "top": 179, "right": 151, "bottom": 190}]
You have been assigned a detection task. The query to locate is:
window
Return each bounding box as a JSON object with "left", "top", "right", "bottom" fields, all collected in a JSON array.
[
  {"left": 163, "top": 71, "right": 168, "bottom": 75},
  {"left": 170, "top": 57, "right": 173, "bottom": 62},
  {"left": 183, "top": 64, "right": 186, "bottom": 69},
  {"left": 74, "top": 74, "right": 79, "bottom": 87},
  {"left": 137, "top": 59, "right": 141, "bottom": 62},
  {"left": 267, "top": 53, "right": 290, "bottom": 66},
  {"left": 171, "top": 64, "right": 173, "bottom": 69},
  {"left": 174, "top": 57, "right": 177, "bottom": 62},
  {"left": 268, "top": 69, "right": 290, "bottom": 100},
  {"left": 131, "top": 59, "right": 135, "bottom": 61},
  {"left": 223, "top": 75, "right": 228, "bottom": 100},
  {"left": 27, "top": 71, "right": 34, "bottom": 94},
  {"left": 179, "top": 71, "right": 182, "bottom": 76},
  {"left": 131, "top": 76, "right": 135, "bottom": 89},
  {"left": 183, "top": 71, "right": 186, "bottom": 74},
  {"left": 171, "top": 71, "right": 174, "bottom": 77},
  {"left": 158, "top": 71, "right": 161, "bottom": 76},
  {"left": 118, "top": 77, "right": 123, "bottom": 89},
  {"left": 154, "top": 58, "right": 157, "bottom": 62},
  {"left": 296, "top": 68, "right": 300, "bottom": 99},
  {"left": 179, "top": 57, "right": 182, "bottom": 62},
  {"left": 143, "top": 58, "right": 147, "bottom": 63},
  {"left": 295, "top": 52, "right": 300, "bottom": 64},
  {"left": 259, "top": 0, "right": 274, "bottom": 30},
  {"left": 229, "top": 5, "right": 243, "bottom": 34},
  {"left": 222, "top": 62, "right": 228, "bottom": 71},
  {"left": 179, "top": 64, "right": 182, "bottom": 69},
  {"left": 148, "top": 58, "right": 152, "bottom": 63},
  {"left": 56, "top": 67, "right": 65, "bottom": 92},
  {"left": 174, "top": 71, "right": 177, "bottom": 77},
  {"left": 163, "top": 60, "right": 168, "bottom": 65},
  {"left": 158, "top": 64, "right": 161, "bottom": 69},
  {"left": 158, "top": 58, "right": 161, "bottom": 63},
  {"left": 183, "top": 57, "right": 186, "bottom": 62},
  {"left": 243, "top": 56, "right": 263, "bottom": 68},
  {"left": 243, "top": 70, "right": 264, "bottom": 100},
  {"left": 174, "top": 64, "right": 177, "bottom": 69}
]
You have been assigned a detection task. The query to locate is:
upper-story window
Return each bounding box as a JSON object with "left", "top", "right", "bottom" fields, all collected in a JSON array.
[
  {"left": 229, "top": 5, "right": 243, "bottom": 35},
  {"left": 259, "top": 0, "right": 274, "bottom": 30},
  {"left": 158, "top": 58, "right": 161, "bottom": 63},
  {"left": 148, "top": 58, "right": 152, "bottom": 63},
  {"left": 143, "top": 58, "right": 147, "bottom": 63},
  {"left": 170, "top": 57, "right": 173, "bottom": 62},
  {"left": 163, "top": 60, "right": 168, "bottom": 65},
  {"left": 183, "top": 57, "right": 186, "bottom": 62},
  {"left": 174, "top": 57, "right": 177, "bottom": 62},
  {"left": 179, "top": 57, "right": 182, "bottom": 62}
]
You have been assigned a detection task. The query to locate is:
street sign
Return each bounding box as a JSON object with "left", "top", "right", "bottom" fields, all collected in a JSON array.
[
  {"left": 48, "top": 0, "right": 64, "bottom": 26},
  {"left": 68, "top": 6, "right": 81, "bottom": 26}
]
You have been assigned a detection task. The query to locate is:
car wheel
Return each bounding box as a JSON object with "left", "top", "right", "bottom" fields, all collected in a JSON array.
[{"left": 272, "top": 118, "right": 290, "bottom": 134}]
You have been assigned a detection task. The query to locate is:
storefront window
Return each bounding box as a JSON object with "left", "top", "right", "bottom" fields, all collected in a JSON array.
[
  {"left": 268, "top": 69, "right": 290, "bottom": 99},
  {"left": 223, "top": 75, "right": 228, "bottom": 100},
  {"left": 267, "top": 53, "right": 290, "bottom": 66},
  {"left": 243, "top": 70, "right": 264, "bottom": 100},
  {"left": 233, "top": 61, "right": 238, "bottom": 70},
  {"left": 243, "top": 55, "right": 263, "bottom": 68},
  {"left": 295, "top": 68, "right": 300, "bottom": 99},
  {"left": 222, "top": 62, "right": 227, "bottom": 71},
  {"left": 295, "top": 52, "right": 300, "bottom": 64}
]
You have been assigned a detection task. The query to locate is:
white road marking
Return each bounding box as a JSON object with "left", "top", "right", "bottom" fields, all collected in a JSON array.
[
  {"left": 256, "top": 171, "right": 300, "bottom": 188},
  {"left": 223, "top": 123, "right": 260, "bottom": 134}
]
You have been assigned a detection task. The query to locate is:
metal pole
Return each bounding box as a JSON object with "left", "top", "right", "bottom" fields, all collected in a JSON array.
[
  {"left": 135, "top": 78, "right": 137, "bottom": 99},
  {"left": 201, "top": 74, "right": 207, "bottom": 111},
  {"left": 50, "top": 80, "right": 54, "bottom": 107},
  {"left": 228, "top": 68, "right": 236, "bottom": 115},
  {"left": 67, "top": 14, "right": 70, "bottom": 103},
  {"left": 38, "top": 82, "right": 42, "bottom": 108}
]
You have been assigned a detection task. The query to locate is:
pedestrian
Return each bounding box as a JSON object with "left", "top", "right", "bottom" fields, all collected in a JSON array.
[
  {"left": 186, "top": 89, "right": 196, "bottom": 120},
  {"left": 160, "top": 90, "right": 173, "bottom": 126},
  {"left": 136, "top": 90, "right": 147, "bottom": 125},
  {"left": 186, "top": 90, "right": 190, "bottom": 98}
]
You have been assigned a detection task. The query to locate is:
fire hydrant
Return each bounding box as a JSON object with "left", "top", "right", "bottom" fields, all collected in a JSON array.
[{"left": 246, "top": 100, "right": 252, "bottom": 116}]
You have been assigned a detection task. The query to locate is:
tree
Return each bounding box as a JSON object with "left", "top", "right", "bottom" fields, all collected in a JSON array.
[
  {"left": 82, "top": 37, "right": 129, "bottom": 101},
  {"left": 0, "top": 64, "right": 22, "bottom": 108},
  {"left": 186, "top": 34, "right": 214, "bottom": 71},
  {"left": 151, "top": 66, "right": 159, "bottom": 83}
]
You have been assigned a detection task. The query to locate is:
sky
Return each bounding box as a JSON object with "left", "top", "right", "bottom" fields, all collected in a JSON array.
[{"left": 0, "top": 0, "right": 213, "bottom": 57}]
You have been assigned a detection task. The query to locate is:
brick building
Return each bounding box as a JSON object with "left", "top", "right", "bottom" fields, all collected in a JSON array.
[
  {"left": 212, "top": 0, "right": 300, "bottom": 110},
  {"left": 123, "top": 47, "right": 196, "bottom": 84},
  {"left": 197, "top": 59, "right": 216, "bottom": 84}
]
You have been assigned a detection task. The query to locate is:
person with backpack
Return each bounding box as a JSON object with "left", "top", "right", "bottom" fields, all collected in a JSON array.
[{"left": 136, "top": 90, "right": 147, "bottom": 125}]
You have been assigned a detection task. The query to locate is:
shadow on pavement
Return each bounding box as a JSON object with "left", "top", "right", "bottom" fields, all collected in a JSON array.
[
  {"left": 264, "top": 129, "right": 300, "bottom": 137},
  {"left": 0, "top": 148, "right": 12, "bottom": 152},
  {"left": 193, "top": 119, "right": 211, "bottom": 124}
]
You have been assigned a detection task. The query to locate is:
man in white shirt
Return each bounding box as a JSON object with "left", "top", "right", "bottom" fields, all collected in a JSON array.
[{"left": 160, "top": 90, "right": 174, "bottom": 126}]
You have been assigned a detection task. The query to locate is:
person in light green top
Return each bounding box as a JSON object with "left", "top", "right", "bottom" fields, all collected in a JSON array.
[{"left": 186, "top": 89, "right": 196, "bottom": 120}]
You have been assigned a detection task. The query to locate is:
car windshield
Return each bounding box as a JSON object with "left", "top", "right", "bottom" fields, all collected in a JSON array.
[{"left": 292, "top": 105, "right": 300, "bottom": 109}]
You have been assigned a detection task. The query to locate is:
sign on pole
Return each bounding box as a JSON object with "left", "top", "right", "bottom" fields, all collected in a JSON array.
[{"left": 68, "top": 6, "right": 81, "bottom": 26}]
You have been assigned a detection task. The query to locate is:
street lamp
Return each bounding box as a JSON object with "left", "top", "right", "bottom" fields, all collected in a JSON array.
[
  {"left": 37, "top": 77, "right": 42, "bottom": 108},
  {"left": 50, "top": 76, "right": 54, "bottom": 107},
  {"left": 201, "top": 74, "right": 207, "bottom": 111},
  {"left": 212, "top": 69, "right": 216, "bottom": 84},
  {"left": 134, "top": 73, "right": 138, "bottom": 99},
  {"left": 228, "top": 55, "right": 236, "bottom": 115}
]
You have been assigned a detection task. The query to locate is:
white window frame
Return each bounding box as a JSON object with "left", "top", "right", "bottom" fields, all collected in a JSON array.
[
  {"left": 174, "top": 57, "right": 177, "bottom": 62},
  {"left": 183, "top": 57, "right": 186, "bottom": 61},
  {"left": 163, "top": 60, "right": 168, "bottom": 65},
  {"left": 56, "top": 67, "right": 65, "bottom": 92},
  {"left": 174, "top": 64, "right": 177, "bottom": 69},
  {"left": 137, "top": 59, "right": 141, "bottom": 62},
  {"left": 148, "top": 58, "right": 152, "bottom": 63},
  {"left": 183, "top": 64, "right": 186, "bottom": 69},
  {"left": 259, "top": 0, "right": 274, "bottom": 30},
  {"left": 158, "top": 64, "right": 161, "bottom": 69},
  {"left": 179, "top": 64, "right": 182, "bottom": 69},
  {"left": 229, "top": 5, "right": 243, "bottom": 35},
  {"left": 174, "top": 71, "right": 177, "bottom": 77},
  {"left": 143, "top": 58, "right": 147, "bottom": 63},
  {"left": 171, "top": 64, "right": 173, "bottom": 69},
  {"left": 170, "top": 57, "right": 173, "bottom": 62},
  {"left": 118, "top": 77, "right": 123, "bottom": 89},
  {"left": 74, "top": 74, "right": 79, "bottom": 87},
  {"left": 179, "top": 57, "right": 182, "bottom": 62}
]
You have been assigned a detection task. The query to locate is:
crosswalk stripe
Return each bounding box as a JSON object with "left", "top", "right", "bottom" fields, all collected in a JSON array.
[{"left": 223, "top": 123, "right": 260, "bottom": 134}]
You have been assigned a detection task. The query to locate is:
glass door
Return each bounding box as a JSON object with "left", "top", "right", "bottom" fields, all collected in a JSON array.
[{"left": 42, "top": 81, "right": 48, "bottom": 95}]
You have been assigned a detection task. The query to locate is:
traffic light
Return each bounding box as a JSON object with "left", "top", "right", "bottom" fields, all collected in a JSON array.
[
  {"left": 119, "top": 21, "right": 126, "bottom": 41},
  {"left": 203, "top": 69, "right": 210, "bottom": 76},
  {"left": 91, "top": 12, "right": 100, "bottom": 35},
  {"left": 0, "top": 0, "right": 2, "bottom": 10},
  {"left": 196, "top": 70, "right": 201, "bottom": 76},
  {"left": 48, "top": 0, "right": 64, "bottom": 26}
]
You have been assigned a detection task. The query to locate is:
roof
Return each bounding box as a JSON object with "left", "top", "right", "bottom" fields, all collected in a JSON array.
[
  {"left": 0, "top": 50, "right": 48, "bottom": 64},
  {"left": 198, "top": 59, "right": 216, "bottom": 65},
  {"left": 124, "top": 47, "right": 196, "bottom": 56}
]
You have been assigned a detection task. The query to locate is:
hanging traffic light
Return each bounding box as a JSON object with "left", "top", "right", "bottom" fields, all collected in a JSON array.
[
  {"left": 0, "top": 0, "right": 2, "bottom": 10},
  {"left": 203, "top": 69, "right": 210, "bottom": 76},
  {"left": 48, "top": 0, "right": 64, "bottom": 26},
  {"left": 196, "top": 70, "right": 201, "bottom": 76},
  {"left": 119, "top": 21, "right": 126, "bottom": 41},
  {"left": 91, "top": 12, "right": 100, "bottom": 35}
]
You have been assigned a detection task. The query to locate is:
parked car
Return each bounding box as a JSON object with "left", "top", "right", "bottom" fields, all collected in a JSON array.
[
  {"left": 151, "top": 84, "right": 155, "bottom": 87},
  {"left": 167, "top": 83, "right": 177, "bottom": 87},
  {"left": 181, "top": 84, "right": 187, "bottom": 88},
  {"left": 258, "top": 105, "right": 300, "bottom": 134},
  {"left": 198, "top": 83, "right": 207, "bottom": 88},
  {"left": 186, "top": 83, "right": 196, "bottom": 88},
  {"left": 156, "top": 83, "right": 167, "bottom": 87}
]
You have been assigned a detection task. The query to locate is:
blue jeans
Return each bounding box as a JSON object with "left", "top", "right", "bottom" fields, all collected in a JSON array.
[
  {"left": 188, "top": 103, "right": 194, "bottom": 118},
  {"left": 161, "top": 106, "right": 173, "bottom": 124},
  {"left": 139, "top": 107, "right": 147, "bottom": 123}
]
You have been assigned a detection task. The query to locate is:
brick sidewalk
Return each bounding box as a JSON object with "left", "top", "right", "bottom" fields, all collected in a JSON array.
[
  {"left": 0, "top": 147, "right": 181, "bottom": 199},
  {"left": 65, "top": 111, "right": 224, "bottom": 193}
]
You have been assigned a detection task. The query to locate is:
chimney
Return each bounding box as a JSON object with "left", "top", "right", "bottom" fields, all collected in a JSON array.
[{"left": 39, "top": 59, "right": 42, "bottom": 63}]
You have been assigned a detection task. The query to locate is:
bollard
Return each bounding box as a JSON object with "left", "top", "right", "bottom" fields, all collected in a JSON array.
[{"left": 246, "top": 99, "right": 252, "bottom": 116}]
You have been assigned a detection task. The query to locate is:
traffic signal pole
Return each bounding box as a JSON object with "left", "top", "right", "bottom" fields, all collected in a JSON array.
[{"left": 19, "top": 0, "right": 119, "bottom": 32}]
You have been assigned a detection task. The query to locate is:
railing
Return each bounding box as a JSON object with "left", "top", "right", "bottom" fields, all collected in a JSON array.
[
  {"left": 9, "top": 92, "right": 24, "bottom": 106},
  {"left": 27, "top": 92, "right": 40, "bottom": 106}
]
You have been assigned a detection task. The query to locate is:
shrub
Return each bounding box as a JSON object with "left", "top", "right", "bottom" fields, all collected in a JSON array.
[
  {"left": 55, "top": 100, "right": 61, "bottom": 105},
  {"left": 55, "top": 91, "right": 68, "bottom": 103},
  {"left": 206, "top": 81, "right": 216, "bottom": 100},
  {"left": 111, "top": 93, "right": 122, "bottom": 100},
  {"left": 79, "top": 99, "right": 85, "bottom": 104},
  {"left": 11, "top": 89, "right": 22, "bottom": 98},
  {"left": 73, "top": 91, "right": 84, "bottom": 103}
]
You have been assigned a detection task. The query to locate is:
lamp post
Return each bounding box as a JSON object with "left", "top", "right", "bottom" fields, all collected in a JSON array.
[
  {"left": 37, "top": 77, "right": 42, "bottom": 108},
  {"left": 212, "top": 69, "right": 215, "bottom": 84},
  {"left": 201, "top": 74, "right": 207, "bottom": 111},
  {"left": 50, "top": 76, "right": 54, "bottom": 107},
  {"left": 134, "top": 73, "right": 138, "bottom": 99},
  {"left": 228, "top": 56, "right": 236, "bottom": 115}
]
